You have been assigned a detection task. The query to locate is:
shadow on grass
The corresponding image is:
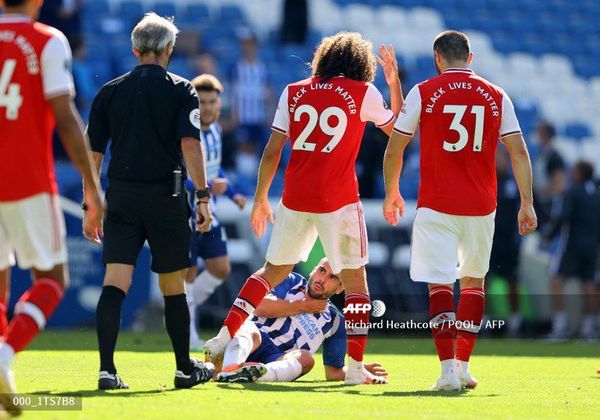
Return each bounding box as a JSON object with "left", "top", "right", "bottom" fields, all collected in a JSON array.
[
  {"left": 28, "top": 388, "right": 177, "bottom": 398},
  {"left": 215, "top": 382, "right": 499, "bottom": 398}
]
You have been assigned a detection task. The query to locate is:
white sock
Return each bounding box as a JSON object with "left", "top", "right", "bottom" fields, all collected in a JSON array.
[
  {"left": 222, "top": 334, "right": 254, "bottom": 368},
  {"left": 552, "top": 311, "right": 567, "bottom": 333},
  {"left": 347, "top": 356, "right": 363, "bottom": 371},
  {"left": 0, "top": 343, "right": 15, "bottom": 368},
  {"left": 192, "top": 270, "right": 224, "bottom": 307},
  {"left": 456, "top": 360, "right": 469, "bottom": 373},
  {"left": 185, "top": 283, "right": 201, "bottom": 344},
  {"left": 581, "top": 314, "right": 595, "bottom": 336},
  {"left": 256, "top": 358, "right": 303, "bottom": 382},
  {"left": 441, "top": 359, "right": 456, "bottom": 376}
]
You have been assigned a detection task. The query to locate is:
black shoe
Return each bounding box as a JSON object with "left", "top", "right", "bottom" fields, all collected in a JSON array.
[
  {"left": 174, "top": 359, "right": 215, "bottom": 389},
  {"left": 215, "top": 363, "right": 267, "bottom": 383},
  {"left": 98, "top": 371, "right": 129, "bottom": 390}
]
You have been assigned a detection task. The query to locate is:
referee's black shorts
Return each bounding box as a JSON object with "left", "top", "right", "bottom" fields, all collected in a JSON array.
[{"left": 103, "top": 180, "right": 192, "bottom": 273}]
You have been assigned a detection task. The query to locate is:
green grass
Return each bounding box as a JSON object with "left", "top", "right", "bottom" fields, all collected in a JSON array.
[{"left": 12, "top": 330, "right": 600, "bottom": 419}]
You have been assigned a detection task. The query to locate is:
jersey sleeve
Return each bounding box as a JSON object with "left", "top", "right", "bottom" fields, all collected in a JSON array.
[
  {"left": 270, "top": 273, "right": 304, "bottom": 299},
  {"left": 87, "top": 89, "right": 110, "bottom": 153},
  {"left": 271, "top": 86, "right": 290, "bottom": 136},
  {"left": 359, "top": 83, "right": 395, "bottom": 127},
  {"left": 322, "top": 310, "right": 346, "bottom": 368},
  {"left": 499, "top": 92, "right": 521, "bottom": 139},
  {"left": 40, "top": 31, "right": 75, "bottom": 99},
  {"left": 392, "top": 85, "right": 421, "bottom": 137},
  {"left": 177, "top": 81, "right": 201, "bottom": 141}
]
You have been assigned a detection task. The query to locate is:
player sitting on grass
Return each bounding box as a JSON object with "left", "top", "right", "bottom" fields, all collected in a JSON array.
[{"left": 214, "top": 258, "right": 387, "bottom": 383}]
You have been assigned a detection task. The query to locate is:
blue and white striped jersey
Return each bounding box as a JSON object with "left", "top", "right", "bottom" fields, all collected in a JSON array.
[
  {"left": 252, "top": 273, "right": 347, "bottom": 368},
  {"left": 201, "top": 122, "right": 223, "bottom": 183}
]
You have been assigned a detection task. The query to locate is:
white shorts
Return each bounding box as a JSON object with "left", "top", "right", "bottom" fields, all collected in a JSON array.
[
  {"left": 266, "top": 201, "right": 368, "bottom": 274},
  {"left": 410, "top": 207, "right": 495, "bottom": 284},
  {"left": 0, "top": 193, "right": 67, "bottom": 271}
]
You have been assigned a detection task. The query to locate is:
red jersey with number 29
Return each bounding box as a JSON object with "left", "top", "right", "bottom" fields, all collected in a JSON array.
[
  {"left": 0, "top": 15, "right": 75, "bottom": 202},
  {"left": 272, "top": 76, "right": 394, "bottom": 213},
  {"left": 393, "top": 68, "right": 521, "bottom": 216}
]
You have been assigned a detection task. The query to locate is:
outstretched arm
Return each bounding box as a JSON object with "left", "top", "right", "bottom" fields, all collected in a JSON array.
[
  {"left": 376, "top": 44, "right": 403, "bottom": 136},
  {"left": 253, "top": 294, "right": 327, "bottom": 318}
]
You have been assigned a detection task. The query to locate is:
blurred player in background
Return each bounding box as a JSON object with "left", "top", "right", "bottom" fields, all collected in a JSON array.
[
  {"left": 214, "top": 258, "right": 387, "bottom": 384},
  {"left": 383, "top": 30, "right": 537, "bottom": 391},
  {"left": 205, "top": 32, "right": 403, "bottom": 385},
  {"left": 0, "top": 0, "right": 103, "bottom": 413},
  {"left": 545, "top": 160, "right": 600, "bottom": 341},
  {"left": 185, "top": 74, "right": 246, "bottom": 350}
]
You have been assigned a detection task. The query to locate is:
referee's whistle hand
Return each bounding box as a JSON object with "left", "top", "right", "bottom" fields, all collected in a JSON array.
[{"left": 196, "top": 202, "right": 213, "bottom": 233}]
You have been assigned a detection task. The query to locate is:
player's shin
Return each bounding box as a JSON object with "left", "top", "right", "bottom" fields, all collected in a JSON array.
[
  {"left": 455, "top": 287, "right": 485, "bottom": 362},
  {"left": 1, "top": 277, "right": 64, "bottom": 361},
  {"left": 222, "top": 334, "right": 255, "bottom": 370},
  {"left": 96, "top": 286, "right": 126, "bottom": 374},
  {"left": 164, "top": 294, "right": 194, "bottom": 374},
  {"left": 256, "top": 358, "right": 303, "bottom": 382},
  {"left": 222, "top": 274, "right": 271, "bottom": 337},
  {"left": 429, "top": 286, "right": 457, "bottom": 372},
  {"left": 192, "top": 270, "right": 224, "bottom": 307},
  {"left": 344, "top": 293, "right": 371, "bottom": 366}
]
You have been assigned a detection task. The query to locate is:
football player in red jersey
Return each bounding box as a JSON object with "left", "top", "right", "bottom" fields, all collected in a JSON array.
[
  {"left": 205, "top": 32, "right": 403, "bottom": 385},
  {"left": 383, "top": 31, "right": 537, "bottom": 391},
  {"left": 0, "top": 0, "right": 103, "bottom": 412}
]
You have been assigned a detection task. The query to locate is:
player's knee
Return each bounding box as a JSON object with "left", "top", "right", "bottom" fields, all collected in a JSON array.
[
  {"left": 208, "top": 264, "right": 230, "bottom": 281},
  {"left": 296, "top": 350, "right": 315, "bottom": 374},
  {"left": 32, "top": 264, "right": 69, "bottom": 288},
  {"left": 460, "top": 276, "right": 484, "bottom": 289},
  {"left": 251, "top": 331, "right": 262, "bottom": 348},
  {"left": 260, "top": 262, "right": 294, "bottom": 286}
]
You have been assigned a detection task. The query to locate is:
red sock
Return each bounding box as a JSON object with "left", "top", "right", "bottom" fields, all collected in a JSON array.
[
  {"left": 0, "top": 300, "right": 7, "bottom": 336},
  {"left": 344, "top": 293, "right": 370, "bottom": 362},
  {"left": 429, "top": 285, "right": 456, "bottom": 361},
  {"left": 223, "top": 274, "right": 271, "bottom": 337},
  {"left": 456, "top": 287, "right": 485, "bottom": 362},
  {"left": 4, "top": 277, "right": 64, "bottom": 353}
]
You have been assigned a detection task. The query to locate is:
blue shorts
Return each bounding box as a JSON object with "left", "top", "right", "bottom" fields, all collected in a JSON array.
[
  {"left": 190, "top": 222, "right": 228, "bottom": 262},
  {"left": 246, "top": 331, "right": 285, "bottom": 364}
]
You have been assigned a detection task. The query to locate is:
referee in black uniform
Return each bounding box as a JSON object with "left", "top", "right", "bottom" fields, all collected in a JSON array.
[{"left": 83, "top": 13, "right": 214, "bottom": 390}]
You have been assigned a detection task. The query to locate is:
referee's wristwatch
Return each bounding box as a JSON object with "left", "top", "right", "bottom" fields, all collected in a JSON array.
[
  {"left": 195, "top": 188, "right": 211, "bottom": 203},
  {"left": 81, "top": 202, "right": 88, "bottom": 211}
]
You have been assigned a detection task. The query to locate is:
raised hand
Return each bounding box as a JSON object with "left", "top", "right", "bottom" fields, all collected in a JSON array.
[{"left": 376, "top": 44, "right": 400, "bottom": 87}]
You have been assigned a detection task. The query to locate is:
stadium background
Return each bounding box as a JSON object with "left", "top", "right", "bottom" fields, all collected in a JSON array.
[{"left": 5, "top": 0, "right": 600, "bottom": 337}]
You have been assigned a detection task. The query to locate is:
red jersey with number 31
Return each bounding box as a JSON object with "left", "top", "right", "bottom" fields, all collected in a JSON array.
[
  {"left": 0, "top": 15, "right": 75, "bottom": 201},
  {"left": 393, "top": 68, "right": 521, "bottom": 216},
  {"left": 272, "top": 76, "right": 394, "bottom": 213}
]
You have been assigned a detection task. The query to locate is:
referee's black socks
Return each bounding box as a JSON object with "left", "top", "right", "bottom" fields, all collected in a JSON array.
[
  {"left": 96, "top": 285, "right": 126, "bottom": 374},
  {"left": 164, "top": 294, "right": 194, "bottom": 375}
]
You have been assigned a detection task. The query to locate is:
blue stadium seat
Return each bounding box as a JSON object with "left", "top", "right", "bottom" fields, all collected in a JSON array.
[
  {"left": 185, "top": 3, "right": 210, "bottom": 21},
  {"left": 118, "top": 1, "right": 144, "bottom": 20},
  {"left": 564, "top": 123, "right": 592, "bottom": 140},
  {"left": 152, "top": 2, "right": 177, "bottom": 18},
  {"left": 82, "top": 0, "right": 110, "bottom": 16},
  {"left": 218, "top": 5, "right": 246, "bottom": 24}
]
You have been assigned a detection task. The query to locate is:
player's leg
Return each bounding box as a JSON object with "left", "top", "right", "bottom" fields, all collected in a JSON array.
[
  {"left": 410, "top": 208, "right": 461, "bottom": 391},
  {"left": 548, "top": 254, "right": 570, "bottom": 339},
  {"left": 146, "top": 193, "right": 215, "bottom": 389},
  {"left": 256, "top": 350, "right": 314, "bottom": 383},
  {"left": 206, "top": 203, "right": 317, "bottom": 360},
  {"left": 188, "top": 225, "right": 230, "bottom": 348},
  {"left": 96, "top": 264, "right": 133, "bottom": 390},
  {"left": 96, "top": 187, "right": 146, "bottom": 390},
  {"left": 0, "top": 269, "right": 9, "bottom": 336},
  {"left": 185, "top": 235, "right": 203, "bottom": 350},
  {"left": 0, "top": 194, "right": 68, "bottom": 412},
  {"left": 216, "top": 322, "right": 265, "bottom": 382},
  {"left": 315, "top": 201, "right": 385, "bottom": 385},
  {"left": 454, "top": 211, "right": 495, "bottom": 389}
]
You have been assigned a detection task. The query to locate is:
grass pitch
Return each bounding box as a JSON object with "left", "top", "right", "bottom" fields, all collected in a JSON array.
[{"left": 12, "top": 331, "right": 600, "bottom": 419}]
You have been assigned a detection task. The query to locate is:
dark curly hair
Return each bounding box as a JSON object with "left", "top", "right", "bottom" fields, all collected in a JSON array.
[{"left": 311, "top": 32, "right": 377, "bottom": 83}]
